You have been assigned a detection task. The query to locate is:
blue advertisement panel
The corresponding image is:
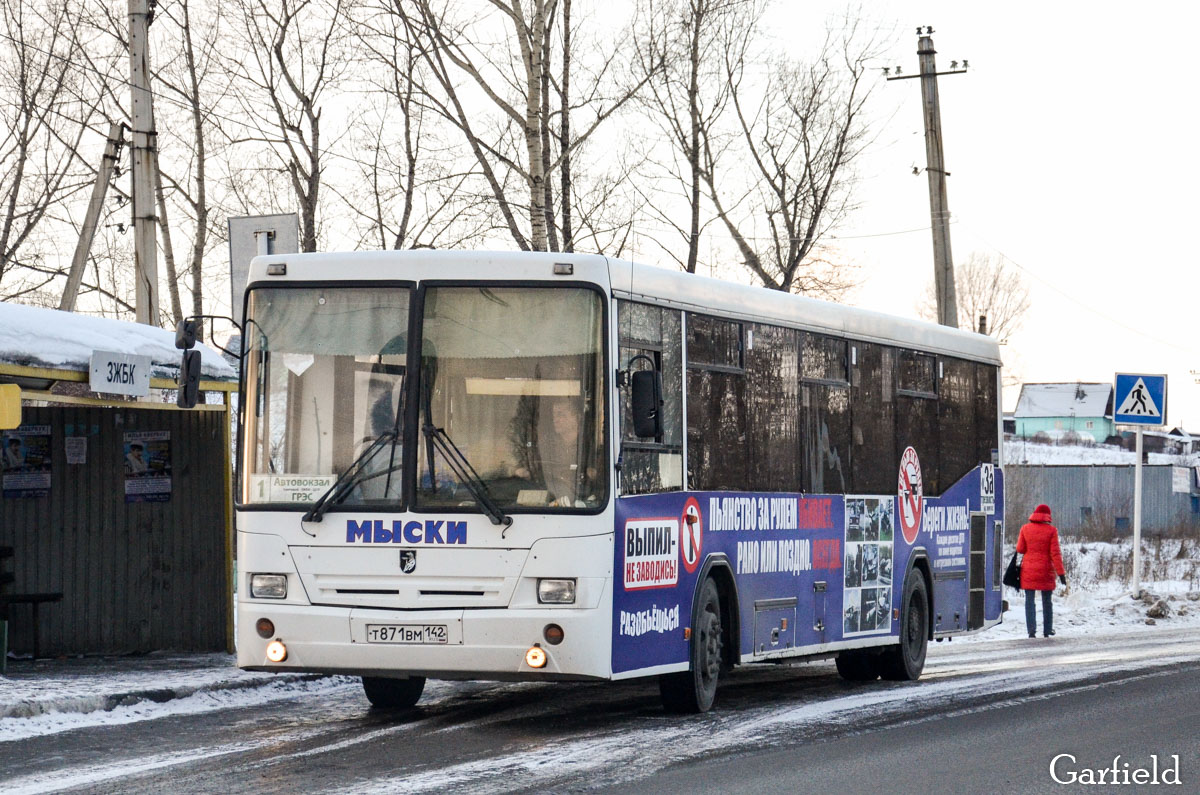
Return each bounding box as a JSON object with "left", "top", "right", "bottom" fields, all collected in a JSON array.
[{"left": 611, "top": 453, "right": 1004, "bottom": 677}]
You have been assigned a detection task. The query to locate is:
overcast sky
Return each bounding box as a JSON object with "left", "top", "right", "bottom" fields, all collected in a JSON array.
[{"left": 769, "top": 1, "right": 1200, "bottom": 429}]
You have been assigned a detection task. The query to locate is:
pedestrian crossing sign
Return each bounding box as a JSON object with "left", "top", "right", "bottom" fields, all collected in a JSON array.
[{"left": 1113, "top": 373, "right": 1167, "bottom": 426}]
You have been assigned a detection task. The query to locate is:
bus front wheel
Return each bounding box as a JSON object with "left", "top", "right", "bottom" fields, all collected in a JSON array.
[
  {"left": 659, "top": 577, "right": 723, "bottom": 713},
  {"left": 362, "top": 675, "right": 426, "bottom": 709}
]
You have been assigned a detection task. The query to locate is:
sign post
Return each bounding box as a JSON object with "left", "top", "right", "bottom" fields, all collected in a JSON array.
[{"left": 1113, "top": 373, "right": 1168, "bottom": 596}]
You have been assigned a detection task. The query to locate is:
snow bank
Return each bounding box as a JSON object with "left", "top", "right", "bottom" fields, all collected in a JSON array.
[
  {"left": 1005, "top": 438, "right": 1200, "bottom": 467},
  {"left": 0, "top": 301, "right": 234, "bottom": 380}
]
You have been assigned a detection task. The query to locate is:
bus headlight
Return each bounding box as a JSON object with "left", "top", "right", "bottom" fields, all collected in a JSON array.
[
  {"left": 537, "top": 578, "right": 576, "bottom": 604},
  {"left": 251, "top": 574, "right": 288, "bottom": 599}
]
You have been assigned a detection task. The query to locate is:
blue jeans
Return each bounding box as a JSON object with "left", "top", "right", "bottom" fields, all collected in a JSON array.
[{"left": 1025, "top": 589, "right": 1053, "bottom": 636}]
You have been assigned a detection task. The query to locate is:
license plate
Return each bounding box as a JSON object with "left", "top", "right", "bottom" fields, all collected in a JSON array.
[{"left": 365, "top": 624, "right": 448, "bottom": 644}]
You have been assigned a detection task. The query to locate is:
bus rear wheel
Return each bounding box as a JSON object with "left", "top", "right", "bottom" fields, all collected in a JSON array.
[
  {"left": 879, "top": 571, "right": 929, "bottom": 681},
  {"left": 659, "top": 577, "right": 723, "bottom": 713},
  {"left": 362, "top": 675, "right": 426, "bottom": 709}
]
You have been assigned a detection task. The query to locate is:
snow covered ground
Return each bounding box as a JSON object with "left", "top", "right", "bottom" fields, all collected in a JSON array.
[
  {"left": 1004, "top": 437, "right": 1200, "bottom": 466},
  {"left": 1, "top": 543, "right": 1196, "bottom": 747}
]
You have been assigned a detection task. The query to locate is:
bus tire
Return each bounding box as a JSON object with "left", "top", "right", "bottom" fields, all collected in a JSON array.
[
  {"left": 362, "top": 675, "right": 426, "bottom": 709},
  {"left": 659, "top": 577, "right": 723, "bottom": 713},
  {"left": 879, "top": 571, "right": 929, "bottom": 681},
  {"left": 835, "top": 650, "right": 879, "bottom": 681}
]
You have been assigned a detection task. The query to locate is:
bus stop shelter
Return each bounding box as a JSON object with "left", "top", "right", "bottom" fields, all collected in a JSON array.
[{"left": 0, "top": 301, "right": 237, "bottom": 659}]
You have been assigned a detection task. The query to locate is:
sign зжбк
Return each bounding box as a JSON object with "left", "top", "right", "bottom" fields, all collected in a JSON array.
[{"left": 89, "top": 350, "right": 151, "bottom": 397}]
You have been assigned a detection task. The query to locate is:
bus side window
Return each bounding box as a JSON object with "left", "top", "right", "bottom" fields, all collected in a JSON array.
[
  {"left": 851, "top": 343, "right": 896, "bottom": 493},
  {"left": 939, "top": 357, "right": 977, "bottom": 489},
  {"left": 897, "top": 350, "right": 940, "bottom": 494},
  {"left": 618, "top": 301, "right": 683, "bottom": 494},
  {"left": 800, "top": 333, "right": 850, "bottom": 496}
]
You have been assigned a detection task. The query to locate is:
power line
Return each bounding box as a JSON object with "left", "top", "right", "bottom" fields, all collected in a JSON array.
[
  {"left": 829, "top": 222, "right": 944, "bottom": 240},
  {"left": 957, "top": 223, "right": 1194, "bottom": 355}
]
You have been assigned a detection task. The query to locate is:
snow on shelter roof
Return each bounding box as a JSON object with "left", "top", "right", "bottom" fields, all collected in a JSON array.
[
  {"left": 1014, "top": 382, "right": 1112, "bottom": 419},
  {"left": 0, "top": 301, "right": 235, "bottom": 381}
]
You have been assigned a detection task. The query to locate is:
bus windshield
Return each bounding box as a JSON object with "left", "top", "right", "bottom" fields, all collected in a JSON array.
[
  {"left": 416, "top": 286, "right": 607, "bottom": 512},
  {"left": 242, "top": 286, "right": 411, "bottom": 506}
]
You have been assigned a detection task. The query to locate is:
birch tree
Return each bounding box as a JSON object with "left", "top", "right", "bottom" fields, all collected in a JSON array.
[{"left": 411, "top": 0, "right": 653, "bottom": 251}]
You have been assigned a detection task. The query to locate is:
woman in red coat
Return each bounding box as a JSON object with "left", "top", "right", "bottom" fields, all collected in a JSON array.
[{"left": 1016, "top": 503, "right": 1067, "bottom": 638}]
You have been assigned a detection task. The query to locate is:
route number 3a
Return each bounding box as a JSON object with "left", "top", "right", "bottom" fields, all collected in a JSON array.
[{"left": 980, "top": 463, "right": 995, "bottom": 515}]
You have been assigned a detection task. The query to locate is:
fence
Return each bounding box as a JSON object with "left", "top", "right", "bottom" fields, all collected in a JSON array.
[
  {"left": 1, "top": 404, "right": 230, "bottom": 656},
  {"left": 1005, "top": 464, "right": 1198, "bottom": 539}
]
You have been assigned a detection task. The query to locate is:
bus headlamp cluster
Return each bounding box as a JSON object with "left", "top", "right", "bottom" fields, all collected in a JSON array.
[
  {"left": 537, "top": 578, "right": 576, "bottom": 604},
  {"left": 250, "top": 574, "right": 288, "bottom": 599}
]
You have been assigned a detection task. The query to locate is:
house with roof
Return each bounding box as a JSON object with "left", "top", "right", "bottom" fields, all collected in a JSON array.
[{"left": 1013, "top": 382, "right": 1114, "bottom": 444}]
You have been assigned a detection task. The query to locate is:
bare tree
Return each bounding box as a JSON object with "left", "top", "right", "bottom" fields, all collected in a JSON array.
[
  {"left": 917, "top": 251, "right": 1032, "bottom": 340},
  {"left": 410, "top": 0, "right": 652, "bottom": 252},
  {"left": 634, "top": 0, "right": 746, "bottom": 273},
  {"left": 707, "top": 16, "right": 879, "bottom": 296},
  {"left": 150, "top": 0, "right": 230, "bottom": 332},
  {"left": 342, "top": 0, "right": 493, "bottom": 250},
  {"left": 0, "top": 0, "right": 105, "bottom": 300},
  {"left": 223, "top": 0, "right": 351, "bottom": 253}
]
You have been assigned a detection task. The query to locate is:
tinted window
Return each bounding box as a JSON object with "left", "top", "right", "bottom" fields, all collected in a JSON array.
[
  {"left": 801, "top": 333, "right": 850, "bottom": 494},
  {"left": 939, "top": 357, "right": 976, "bottom": 488},
  {"left": 746, "top": 323, "right": 801, "bottom": 490},
  {"left": 688, "top": 315, "right": 743, "bottom": 370},
  {"left": 899, "top": 351, "right": 936, "bottom": 394},
  {"left": 687, "top": 368, "right": 748, "bottom": 490},
  {"left": 618, "top": 301, "right": 683, "bottom": 494},
  {"left": 851, "top": 343, "right": 896, "bottom": 493}
]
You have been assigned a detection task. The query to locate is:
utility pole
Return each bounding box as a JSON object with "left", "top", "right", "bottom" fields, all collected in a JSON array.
[
  {"left": 129, "top": 0, "right": 159, "bottom": 325},
  {"left": 886, "top": 26, "right": 967, "bottom": 328},
  {"left": 59, "top": 122, "right": 125, "bottom": 312}
]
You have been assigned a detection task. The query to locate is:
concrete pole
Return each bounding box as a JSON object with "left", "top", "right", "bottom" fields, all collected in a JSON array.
[
  {"left": 129, "top": 0, "right": 159, "bottom": 325},
  {"left": 59, "top": 123, "right": 125, "bottom": 312},
  {"left": 918, "top": 33, "right": 958, "bottom": 328},
  {"left": 1133, "top": 428, "right": 1143, "bottom": 596}
]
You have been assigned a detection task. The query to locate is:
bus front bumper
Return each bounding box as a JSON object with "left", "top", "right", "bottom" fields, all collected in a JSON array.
[{"left": 237, "top": 601, "right": 614, "bottom": 682}]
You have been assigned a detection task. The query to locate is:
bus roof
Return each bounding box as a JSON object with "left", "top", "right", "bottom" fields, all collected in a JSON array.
[
  {"left": 610, "top": 259, "right": 1001, "bottom": 365},
  {"left": 246, "top": 250, "right": 1001, "bottom": 365}
]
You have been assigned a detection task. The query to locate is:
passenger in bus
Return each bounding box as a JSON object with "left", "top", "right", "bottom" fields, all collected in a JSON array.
[{"left": 1016, "top": 503, "right": 1067, "bottom": 638}]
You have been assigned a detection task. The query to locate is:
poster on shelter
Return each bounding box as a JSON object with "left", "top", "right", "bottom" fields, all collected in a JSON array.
[
  {"left": 2, "top": 425, "right": 52, "bottom": 498},
  {"left": 124, "top": 430, "right": 172, "bottom": 503}
]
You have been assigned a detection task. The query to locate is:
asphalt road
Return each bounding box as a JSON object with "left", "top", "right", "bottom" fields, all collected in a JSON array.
[
  {"left": 4, "top": 628, "right": 1200, "bottom": 794},
  {"left": 601, "top": 663, "right": 1200, "bottom": 794}
]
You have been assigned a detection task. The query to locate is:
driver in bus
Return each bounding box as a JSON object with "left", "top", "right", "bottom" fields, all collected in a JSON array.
[{"left": 514, "top": 397, "right": 596, "bottom": 507}]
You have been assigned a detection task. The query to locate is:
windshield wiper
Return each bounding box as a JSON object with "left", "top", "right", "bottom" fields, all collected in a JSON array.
[
  {"left": 422, "top": 423, "right": 512, "bottom": 528},
  {"left": 303, "top": 430, "right": 400, "bottom": 523}
]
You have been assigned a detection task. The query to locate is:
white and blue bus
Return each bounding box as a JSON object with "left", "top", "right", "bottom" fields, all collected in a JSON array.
[{"left": 200, "top": 250, "right": 1003, "bottom": 713}]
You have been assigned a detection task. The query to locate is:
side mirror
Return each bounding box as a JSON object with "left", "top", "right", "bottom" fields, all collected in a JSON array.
[
  {"left": 177, "top": 349, "right": 201, "bottom": 408},
  {"left": 631, "top": 369, "right": 663, "bottom": 439},
  {"left": 175, "top": 319, "right": 198, "bottom": 350}
]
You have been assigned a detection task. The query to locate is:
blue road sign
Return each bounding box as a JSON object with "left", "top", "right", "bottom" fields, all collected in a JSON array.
[{"left": 1114, "top": 373, "right": 1167, "bottom": 426}]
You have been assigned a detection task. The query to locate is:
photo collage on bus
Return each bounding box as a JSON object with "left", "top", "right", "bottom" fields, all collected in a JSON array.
[{"left": 843, "top": 496, "right": 895, "bottom": 636}]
